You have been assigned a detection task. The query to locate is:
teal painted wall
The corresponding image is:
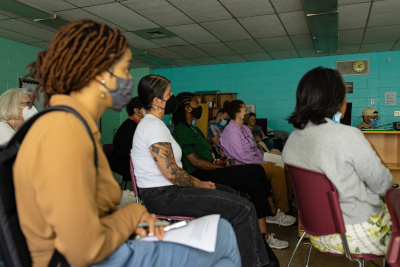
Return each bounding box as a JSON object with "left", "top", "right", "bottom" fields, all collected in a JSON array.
[
  {"left": 0, "top": 37, "right": 42, "bottom": 95},
  {"left": 156, "top": 51, "right": 400, "bottom": 133}
]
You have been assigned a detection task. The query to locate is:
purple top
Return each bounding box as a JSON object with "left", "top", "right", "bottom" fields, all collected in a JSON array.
[{"left": 219, "top": 120, "right": 267, "bottom": 165}]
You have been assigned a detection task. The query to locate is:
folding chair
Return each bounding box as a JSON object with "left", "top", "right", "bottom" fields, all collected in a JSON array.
[
  {"left": 385, "top": 188, "right": 400, "bottom": 267},
  {"left": 286, "top": 164, "right": 384, "bottom": 267},
  {"left": 129, "top": 158, "right": 196, "bottom": 222}
]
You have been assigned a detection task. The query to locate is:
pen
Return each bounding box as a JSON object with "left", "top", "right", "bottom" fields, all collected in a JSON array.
[{"left": 137, "top": 221, "right": 171, "bottom": 228}]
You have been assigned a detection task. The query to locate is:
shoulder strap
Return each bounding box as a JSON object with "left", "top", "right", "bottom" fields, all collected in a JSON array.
[{"left": 1, "top": 105, "right": 98, "bottom": 170}]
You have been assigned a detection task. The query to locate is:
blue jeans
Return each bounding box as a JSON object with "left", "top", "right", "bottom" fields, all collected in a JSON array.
[
  {"left": 90, "top": 219, "right": 240, "bottom": 267},
  {"left": 139, "top": 186, "right": 270, "bottom": 267}
]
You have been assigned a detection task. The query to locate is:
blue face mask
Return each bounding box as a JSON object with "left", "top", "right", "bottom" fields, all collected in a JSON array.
[
  {"left": 332, "top": 112, "right": 341, "bottom": 124},
  {"left": 192, "top": 120, "right": 197, "bottom": 126},
  {"left": 370, "top": 119, "right": 378, "bottom": 127},
  {"left": 220, "top": 119, "right": 227, "bottom": 127}
]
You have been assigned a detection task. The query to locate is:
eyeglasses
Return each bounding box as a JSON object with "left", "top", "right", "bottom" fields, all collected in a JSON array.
[
  {"left": 368, "top": 116, "right": 380, "bottom": 120},
  {"left": 20, "top": 101, "right": 31, "bottom": 107}
]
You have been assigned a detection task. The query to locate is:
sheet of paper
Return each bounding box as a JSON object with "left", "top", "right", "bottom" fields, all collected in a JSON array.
[
  {"left": 263, "top": 152, "right": 284, "bottom": 169},
  {"left": 139, "top": 214, "right": 220, "bottom": 253},
  {"left": 385, "top": 92, "right": 397, "bottom": 106}
]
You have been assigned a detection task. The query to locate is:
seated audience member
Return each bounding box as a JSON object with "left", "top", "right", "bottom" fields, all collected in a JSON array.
[
  {"left": 132, "top": 76, "right": 281, "bottom": 266},
  {"left": 283, "top": 67, "right": 393, "bottom": 255},
  {"left": 14, "top": 20, "right": 240, "bottom": 267},
  {"left": 0, "top": 88, "right": 37, "bottom": 145},
  {"left": 109, "top": 97, "right": 144, "bottom": 179},
  {"left": 171, "top": 92, "right": 288, "bottom": 250},
  {"left": 357, "top": 108, "right": 379, "bottom": 130},
  {"left": 219, "top": 100, "right": 295, "bottom": 227},
  {"left": 246, "top": 112, "right": 275, "bottom": 151},
  {"left": 207, "top": 109, "right": 229, "bottom": 157}
]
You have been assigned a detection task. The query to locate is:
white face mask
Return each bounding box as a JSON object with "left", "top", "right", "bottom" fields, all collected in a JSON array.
[
  {"left": 141, "top": 109, "right": 146, "bottom": 116},
  {"left": 22, "top": 105, "right": 38, "bottom": 121}
]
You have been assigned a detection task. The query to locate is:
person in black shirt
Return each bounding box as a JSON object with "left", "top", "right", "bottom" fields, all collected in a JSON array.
[{"left": 109, "top": 97, "right": 144, "bottom": 180}]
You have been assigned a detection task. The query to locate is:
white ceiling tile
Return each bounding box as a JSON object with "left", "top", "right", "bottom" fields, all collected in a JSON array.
[
  {"left": 338, "top": 0, "right": 371, "bottom": 5},
  {"left": 152, "top": 37, "right": 189, "bottom": 47},
  {"left": 360, "top": 42, "right": 395, "bottom": 52},
  {"left": 290, "top": 34, "right": 315, "bottom": 49},
  {"left": 329, "top": 45, "right": 360, "bottom": 55},
  {"left": 193, "top": 57, "right": 223, "bottom": 65},
  {"left": 65, "top": 0, "right": 115, "bottom": 7},
  {"left": 0, "top": 19, "right": 56, "bottom": 41},
  {"left": 168, "top": 45, "right": 210, "bottom": 58},
  {"left": 173, "top": 59, "right": 200, "bottom": 67},
  {"left": 225, "top": 39, "right": 265, "bottom": 54},
  {"left": 195, "top": 42, "right": 236, "bottom": 57},
  {"left": 392, "top": 41, "right": 400, "bottom": 51},
  {"left": 20, "top": 0, "right": 76, "bottom": 11},
  {"left": 167, "top": 0, "right": 232, "bottom": 23},
  {"left": 242, "top": 53, "right": 273, "bottom": 61},
  {"left": 31, "top": 41, "right": 51, "bottom": 49},
  {"left": 57, "top": 9, "right": 126, "bottom": 31},
  {"left": 271, "top": 0, "right": 304, "bottom": 13},
  {"left": 215, "top": 55, "right": 247, "bottom": 64},
  {"left": 122, "top": 0, "right": 193, "bottom": 27},
  {"left": 298, "top": 49, "right": 328, "bottom": 58},
  {"left": 0, "top": 9, "right": 20, "bottom": 18},
  {"left": 84, "top": 2, "right": 158, "bottom": 31},
  {"left": 146, "top": 47, "right": 186, "bottom": 60},
  {"left": 339, "top": 3, "right": 370, "bottom": 30},
  {"left": 238, "top": 14, "right": 286, "bottom": 38},
  {"left": 364, "top": 25, "right": 400, "bottom": 44},
  {"left": 269, "top": 50, "right": 299, "bottom": 59},
  {"left": 257, "top": 36, "right": 295, "bottom": 52},
  {"left": 0, "top": 14, "right": 10, "bottom": 20},
  {"left": 201, "top": 19, "right": 252, "bottom": 41},
  {"left": 0, "top": 28, "right": 42, "bottom": 43},
  {"left": 165, "top": 24, "right": 219, "bottom": 44},
  {"left": 122, "top": 32, "right": 160, "bottom": 50},
  {"left": 219, "top": 0, "right": 274, "bottom": 18},
  {"left": 17, "top": 17, "right": 59, "bottom": 33},
  {"left": 339, "top": 29, "right": 364, "bottom": 45},
  {"left": 280, "top": 10, "right": 310, "bottom": 35},
  {"left": 368, "top": 0, "right": 400, "bottom": 27}
]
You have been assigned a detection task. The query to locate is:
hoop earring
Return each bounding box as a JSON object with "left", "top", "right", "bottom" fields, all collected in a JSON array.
[{"left": 100, "top": 80, "right": 107, "bottom": 98}]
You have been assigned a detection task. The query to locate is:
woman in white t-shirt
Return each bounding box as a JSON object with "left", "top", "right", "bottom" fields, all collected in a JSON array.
[{"left": 132, "top": 75, "right": 279, "bottom": 267}]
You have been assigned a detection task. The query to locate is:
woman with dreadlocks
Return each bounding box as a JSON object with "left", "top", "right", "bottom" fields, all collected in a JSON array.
[
  {"left": 133, "top": 74, "right": 281, "bottom": 267},
  {"left": 13, "top": 20, "right": 240, "bottom": 267}
]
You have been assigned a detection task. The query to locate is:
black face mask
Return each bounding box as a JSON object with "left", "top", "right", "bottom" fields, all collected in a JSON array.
[
  {"left": 191, "top": 106, "right": 203, "bottom": 119},
  {"left": 160, "top": 95, "right": 179, "bottom": 114}
]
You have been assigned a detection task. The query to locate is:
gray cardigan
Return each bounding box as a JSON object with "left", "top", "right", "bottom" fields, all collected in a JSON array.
[{"left": 282, "top": 119, "right": 393, "bottom": 224}]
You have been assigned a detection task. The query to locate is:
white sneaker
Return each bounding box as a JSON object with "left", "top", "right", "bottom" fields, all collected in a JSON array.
[
  {"left": 267, "top": 233, "right": 289, "bottom": 249},
  {"left": 117, "top": 190, "right": 136, "bottom": 208},
  {"left": 266, "top": 208, "right": 296, "bottom": 226}
]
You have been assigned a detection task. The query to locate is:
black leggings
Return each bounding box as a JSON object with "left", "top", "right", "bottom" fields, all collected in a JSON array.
[{"left": 192, "top": 164, "right": 273, "bottom": 218}]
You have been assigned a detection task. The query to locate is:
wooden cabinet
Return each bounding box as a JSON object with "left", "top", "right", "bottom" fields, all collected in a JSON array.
[
  {"left": 363, "top": 131, "right": 400, "bottom": 185},
  {"left": 194, "top": 93, "right": 237, "bottom": 122}
]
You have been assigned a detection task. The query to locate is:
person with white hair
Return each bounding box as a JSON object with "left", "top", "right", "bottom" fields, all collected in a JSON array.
[{"left": 0, "top": 88, "right": 37, "bottom": 145}]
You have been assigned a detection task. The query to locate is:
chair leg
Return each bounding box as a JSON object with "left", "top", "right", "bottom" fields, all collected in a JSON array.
[
  {"left": 305, "top": 240, "right": 312, "bottom": 267},
  {"left": 287, "top": 231, "right": 306, "bottom": 267}
]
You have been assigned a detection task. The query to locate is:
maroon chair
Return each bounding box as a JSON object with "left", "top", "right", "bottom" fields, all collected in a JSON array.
[
  {"left": 129, "top": 158, "right": 196, "bottom": 222},
  {"left": 286, "top": 164, "right": 384, "bottom": 267},
  {"left": 385, "top": 189, "right": 400, "bottom": 267}
]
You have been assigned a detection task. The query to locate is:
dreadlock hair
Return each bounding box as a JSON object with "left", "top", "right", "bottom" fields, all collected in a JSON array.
[
  {"left": 138, "top": 75, "right": 171, "bottom": 110},
  {"left": 24, "top": 19, "right": 128, "bottom": 106},
  {"left": 172, "top": 92, "right": 195, "bottom": 127}
]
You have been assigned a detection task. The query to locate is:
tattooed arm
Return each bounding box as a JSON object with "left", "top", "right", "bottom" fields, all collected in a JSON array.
[{"left": 150, "top": 142, "right": 216, "bottom": 189}]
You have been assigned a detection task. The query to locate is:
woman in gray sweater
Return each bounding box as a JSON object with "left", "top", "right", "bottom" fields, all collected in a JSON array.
[{"left": 282, "top": 67, "right": 393, "bottom": 255}]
